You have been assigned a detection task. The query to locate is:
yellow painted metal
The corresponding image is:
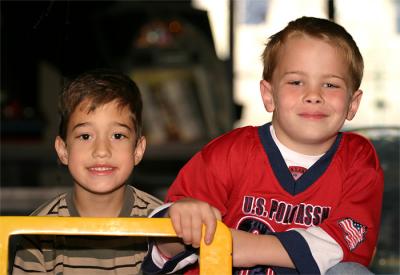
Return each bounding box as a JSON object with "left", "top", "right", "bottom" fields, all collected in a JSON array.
[{"left": 0, "top": 216, "right": 232, "bottom": 275}]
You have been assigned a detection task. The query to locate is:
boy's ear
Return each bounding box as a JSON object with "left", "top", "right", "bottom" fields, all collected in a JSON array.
[
  {"left": 346, "top": 89, "right": 363, "bottom": 121},
  {"left": 55, "top": 136, "right": 69, "bottom": 165},
  {"left": 134, "top": 136, "right": 146, "bottom": 165},
  {"left": 260, "top": 80, "right": 275, "bottom": 112}
]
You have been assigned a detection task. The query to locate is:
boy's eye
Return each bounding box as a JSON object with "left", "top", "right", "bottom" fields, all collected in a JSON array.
[
  {"left": 288, "top": 80, "right": 302, "bottom": 86},
  {"left": 113, "top": 133, "right": 127, "bottom": 140},
  {"left": 324, "top": 83, "right": 339, "bottom": 88},
  {"left": 78, "top": 134, "right": 91, "bottom": 140}
]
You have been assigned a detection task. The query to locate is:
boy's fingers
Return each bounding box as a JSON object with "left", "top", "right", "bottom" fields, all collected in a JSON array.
[
  {"left": 191, "top": 215, "right": 203, "bottom": 248},
  {"left": 169, "top": 199, "right": 221, "bottom": 248},
  {"left": 180, "top": 214, "right": 193, "bottom": 245},
  {"left": 203, "top": 212, "right": 217, "bottom": 245},
  {"left": 212, "top": 207, "right": 222, "bottom": 221},
  {"left": 169, "top": 212, "right": 182, "bottom": 238}
]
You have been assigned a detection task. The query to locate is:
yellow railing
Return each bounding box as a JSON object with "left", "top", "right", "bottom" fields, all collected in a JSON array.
[{"left": 0, "top": 217, "right": 232, "bottom": 275}]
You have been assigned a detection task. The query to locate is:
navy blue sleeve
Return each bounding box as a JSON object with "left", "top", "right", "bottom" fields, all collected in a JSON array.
[
  {"left": 141, "top": 206, "right": 198, "bottom": 274},
  {"left": 274, "top": 231, "right": 320, "bottom": 274},
  {"left": 142, "top": 242, "right": 197, "bottom": 274}
]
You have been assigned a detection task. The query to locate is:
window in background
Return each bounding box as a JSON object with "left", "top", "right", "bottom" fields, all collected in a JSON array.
[
  {"left": 192, "top": 0, "right": 230, "bottom": 60},
  {"left": 236, "top": 0, "right": 268, "bottom": 25}
]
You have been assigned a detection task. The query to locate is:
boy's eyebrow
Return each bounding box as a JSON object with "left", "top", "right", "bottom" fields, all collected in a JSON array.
[
  {"left": 71, "top": 122, "right": 90, "bottom": 131},
  {"left": 283, "top": 71, "right": 305, "bottom": 77},
  {"left": 323, "top": 74, "right": 346, "bottom": 81},
  {"left": 284, "top": 71, "right": 346, "bottom": 81},
  {"left": 285, "top": 71, "right": 303, "bottom": 74},
  {"left": 114, "top": 122, "right": 132, "bottom": 131},
  {"left": 71, "top": 122, "right": 132, "bottom": 131}
]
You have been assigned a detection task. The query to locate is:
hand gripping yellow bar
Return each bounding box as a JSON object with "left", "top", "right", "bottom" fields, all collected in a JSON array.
[{"left": 0, "top": 217, "right": 232, "bottom": 275}]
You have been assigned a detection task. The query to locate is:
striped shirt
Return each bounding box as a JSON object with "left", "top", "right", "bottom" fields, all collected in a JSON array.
[{"left": 12, "top": 185, "right": 162, "bottom": 275}]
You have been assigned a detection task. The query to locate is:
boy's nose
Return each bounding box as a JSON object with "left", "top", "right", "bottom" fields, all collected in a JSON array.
[
  {"left": 92, "top": 139, "right": 111, "bottom": 158},
  {"left": 303, "top": 88, "right": 324, "bottom": 104}
]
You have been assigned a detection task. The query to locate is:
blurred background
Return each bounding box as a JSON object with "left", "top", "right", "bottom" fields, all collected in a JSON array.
[{"left": 1, "top": 0, "right": 399, "bottom": 273}]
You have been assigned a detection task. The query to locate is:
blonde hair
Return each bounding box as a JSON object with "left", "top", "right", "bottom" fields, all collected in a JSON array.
[{"left": 262, "top": 16, "right": 364, "bottom": 92}]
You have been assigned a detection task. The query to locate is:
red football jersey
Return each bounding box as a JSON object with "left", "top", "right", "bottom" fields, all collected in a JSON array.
[{"left": 166, "top": 123, "right": 384, "bottom": 274}]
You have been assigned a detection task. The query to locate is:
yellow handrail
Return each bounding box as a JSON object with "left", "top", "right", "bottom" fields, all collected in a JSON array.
[{"left": 0, "top": 216, "right": 232, "bottom": 275}]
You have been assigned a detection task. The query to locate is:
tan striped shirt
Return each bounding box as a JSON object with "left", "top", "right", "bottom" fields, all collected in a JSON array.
[{"left": 12, "top": 185, "right": 162, "bottom": 275}]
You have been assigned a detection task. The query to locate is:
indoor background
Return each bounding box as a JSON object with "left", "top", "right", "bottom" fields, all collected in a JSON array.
[{"left": 1, "top": 0, "right": 399, "bottom": 273}]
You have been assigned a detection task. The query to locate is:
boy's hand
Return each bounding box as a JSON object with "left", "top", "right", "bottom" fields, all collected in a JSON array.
[{"left": 168, "top": 198, "right": 221, "bottom": 248}]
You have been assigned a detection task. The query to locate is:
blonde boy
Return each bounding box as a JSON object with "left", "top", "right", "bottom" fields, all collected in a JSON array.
[{"left": 143, "top": 17, "right": 383, "bottom": 275}]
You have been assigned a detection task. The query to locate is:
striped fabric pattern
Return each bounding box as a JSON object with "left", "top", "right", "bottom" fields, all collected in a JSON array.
[{"left": 12, "top": 186, "right": 162, "bottom": 275}]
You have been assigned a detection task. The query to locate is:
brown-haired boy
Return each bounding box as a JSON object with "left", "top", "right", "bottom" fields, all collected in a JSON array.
[{"left": 13, "top": 69, "right": 162, "bottom": 274}]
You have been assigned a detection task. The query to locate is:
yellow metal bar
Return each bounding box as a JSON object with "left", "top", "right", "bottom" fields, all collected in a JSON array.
[{"left": 0, "top": 216, "right": 232, "bottom": 275}]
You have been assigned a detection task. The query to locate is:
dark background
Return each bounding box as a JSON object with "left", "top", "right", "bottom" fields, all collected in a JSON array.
[
  {"left": 1, "top": 1, "right": 399, "bottom": 273},
  {"left": 1, "top": 0, "right": 236, "bottom": 200}
]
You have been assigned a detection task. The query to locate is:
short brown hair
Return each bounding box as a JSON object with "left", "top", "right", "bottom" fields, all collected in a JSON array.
[
  {"left": 262, "top": 16, "right": 364, "bottom": 91},
  {"left": 58, "top": 69, "right": 143, "bottom": 142}
]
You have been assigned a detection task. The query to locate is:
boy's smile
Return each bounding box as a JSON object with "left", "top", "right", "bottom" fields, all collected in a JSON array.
[
  {"left": 88, "top": 164, "right": 116, "bottom": 176},
  {"left": 260, "top": 34, "right": 362, "bottom": 155},
  {"left": 55, "top": 99, "right": 146, "bottom": 196},
  {"left": 298, "top": 111, "right": 328, "bottom": 120}
]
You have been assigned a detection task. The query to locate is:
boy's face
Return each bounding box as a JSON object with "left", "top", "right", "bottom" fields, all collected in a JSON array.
[
  {"left": 55, "top": 99, "right": 145, "bottom": 195},
  {"left": 260, "top": 35, "right": 362, "bottom": 155}
]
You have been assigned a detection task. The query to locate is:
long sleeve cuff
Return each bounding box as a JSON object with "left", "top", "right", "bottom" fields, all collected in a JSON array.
[
  {"left": 274, "top": 230, "right": 320, "bottom": 274},
  {"left": 142, "top": 203, "right": 198, "bottom": 274},
  {"left": 142, "top": 241, "right": 198, "bottom": 274}
]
